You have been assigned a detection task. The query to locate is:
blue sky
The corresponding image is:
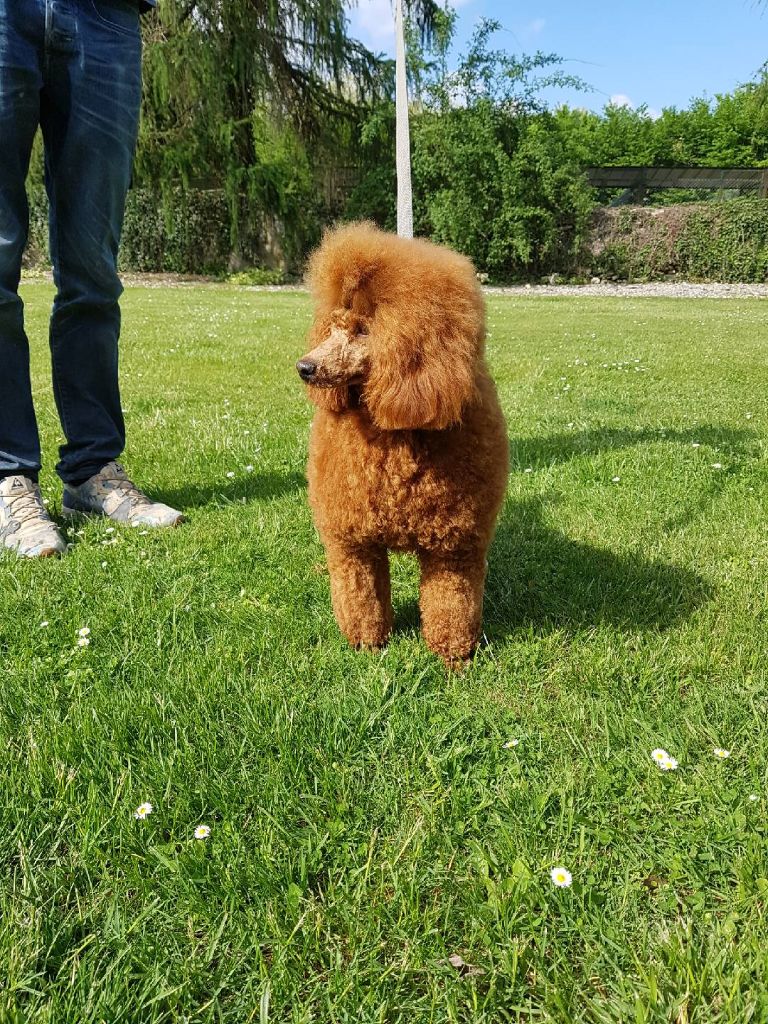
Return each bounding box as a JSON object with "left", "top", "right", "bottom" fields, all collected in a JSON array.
[{"left": 347, "top": 0, "right": 768, "bottom": 115}]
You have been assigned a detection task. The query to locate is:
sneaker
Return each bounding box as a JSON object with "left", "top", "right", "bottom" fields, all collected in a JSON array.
[
  {"left": 62, "top": 461, "right": 184, "bottom": 528},
  {"left": 0, "top": 476, "right": 67, "bottom": 558}
]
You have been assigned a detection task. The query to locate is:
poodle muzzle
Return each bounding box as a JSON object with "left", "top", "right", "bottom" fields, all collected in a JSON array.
[{"left": 296, "top": 326, "right": 369, "bottom": 389}]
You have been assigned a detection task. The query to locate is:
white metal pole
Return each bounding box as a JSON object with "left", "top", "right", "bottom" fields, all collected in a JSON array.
[{"left": 395, "top": 0, "right": 414, "bottom": 238}]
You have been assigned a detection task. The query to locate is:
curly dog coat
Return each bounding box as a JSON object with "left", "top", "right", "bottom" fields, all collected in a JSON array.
[{"left": 297, "top": 222, "right": 509, "bottom": 664}]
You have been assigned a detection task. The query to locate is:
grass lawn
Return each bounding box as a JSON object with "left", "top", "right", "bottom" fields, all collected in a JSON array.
[{"left": 2, "top": 283, "right": 767, "bottom": 1023}]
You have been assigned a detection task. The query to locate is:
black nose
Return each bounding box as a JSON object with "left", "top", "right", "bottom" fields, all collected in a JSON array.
[{"left": 297, "top": 359, "right": 317, "bottom": 381}]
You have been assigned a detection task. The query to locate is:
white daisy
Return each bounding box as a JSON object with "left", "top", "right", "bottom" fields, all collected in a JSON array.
[
  {"left": 550, "top": 866, "right": 572, "bottom": 888},
  {"left": 226, "top": 471, "right": 235, "bottom": 479},
  {"left": 651, "top": 748, "right": 669, "bottom": 764},
  {"left": 134, "top": 802, "right": 153, "bottom": 820},
  {"left": 660, "top": 756, "right": 678, "bottom": 771},
  {"left": 502, "top": 739, "right": 520, "bottom": 749},
  {"left": 749, "top": 794, "right": 759, "bottom": 802},
  {"left": 713, "top": 748, "right": 730, "bottom": 760},
  {"left": 78, "top": 627, "right": 91, "bottom": 638},
  {"left": 194, "top": 824, "right": 211, "bottom": 840},
  {"left": 76, "top": 636, "right": 90, "bottom": 648}
]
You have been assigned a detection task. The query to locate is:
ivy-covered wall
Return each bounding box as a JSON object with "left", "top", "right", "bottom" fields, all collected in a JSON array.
[{"left": 587, "top": 200, "right": 768, "bottom": 283}]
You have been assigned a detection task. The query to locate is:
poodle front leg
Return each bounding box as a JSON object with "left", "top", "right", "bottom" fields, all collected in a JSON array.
[
  {"left": 325, "top": 540, "right": 393, "bottom": 650},
  {"left": 418, "top": 549, "right": 487, "bottom": 666}
]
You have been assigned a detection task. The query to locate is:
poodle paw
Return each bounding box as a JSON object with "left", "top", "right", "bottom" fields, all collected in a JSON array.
[
  {"left": 339, "top": 624, "right": 392, "bottom": 651},
  {"left": 355, "top": 638, "right": 389, "bottom": 652},
  {"left": 424, "top": 634, "right": 478, "bottom": 668},
  {"left": 441, "top": 652, "right": 474, "bottom": 671}
]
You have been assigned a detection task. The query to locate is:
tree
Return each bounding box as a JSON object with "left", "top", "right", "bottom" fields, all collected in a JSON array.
[
  {"left": 137, "top": 0, "right": 440, "bottom": 188},
  {"left": 347, "top": 19, "right": 592, "bottom": 279}
]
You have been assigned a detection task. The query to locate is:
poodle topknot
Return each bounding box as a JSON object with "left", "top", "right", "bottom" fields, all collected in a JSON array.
[{"left": 297, "top": 222, "right": 509, "bottom": 665}]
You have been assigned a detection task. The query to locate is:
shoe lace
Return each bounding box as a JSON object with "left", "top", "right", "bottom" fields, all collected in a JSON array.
[
  {"left": 8, "top": 490, "right": 52, "bottom": 527},
  {"left": 110, "top": 472, "right": 151, "bottom": 507}
]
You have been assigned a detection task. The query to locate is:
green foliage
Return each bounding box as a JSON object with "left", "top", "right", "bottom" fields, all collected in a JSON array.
[
  {"left": 134, "top": 0, "right": 438, "bottom": 265},
  {"left": 120, "top": 188, "right": 235, "bottom": 275},
  {"left": 589, "top": 199, "right": 768, "bottom": 282},
  {"left": 227, "top": 268, "right": 287, "bottom": 286},
  {"left": 23, "top": 188, "right": 768, "bottom": 284},
  {"left": 23, "top": 11, "right": 768, "bottom": 281},
  {"left": 25, "top": 188, "right": 257, "bottom": 276},
  {"left": 553, "top": 73, "right": 768, "bottom": 207},
  {"left": 23, "top": 188, "right": 50, "bottom": 270},
  {"left": 347, "top": 21, "right": 594, "bottom": 280}
]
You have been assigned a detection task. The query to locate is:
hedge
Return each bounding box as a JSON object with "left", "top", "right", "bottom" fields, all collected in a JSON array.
[
  {"left": 22, "top": 189, "right": 768, "bottom": 283},
  {"left": 23, "top": 187, "right": 266, "bottom": 276}
]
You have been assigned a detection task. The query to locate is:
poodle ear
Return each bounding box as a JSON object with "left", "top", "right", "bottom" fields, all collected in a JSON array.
[{"left": 365, "top": 302, "right": 481, "bottom": 431}]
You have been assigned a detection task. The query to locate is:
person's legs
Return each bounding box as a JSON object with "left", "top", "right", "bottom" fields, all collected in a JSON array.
[
  {"left": 0, "top": 0, "right": 45, "bottom": 481},
  {"left": 39, "top": 0, "right": 142, "bottom": 486}
]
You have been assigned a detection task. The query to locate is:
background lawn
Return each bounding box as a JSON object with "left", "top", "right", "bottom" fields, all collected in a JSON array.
[{"left": 1, "top": 284, "right": 767, "bottom": 1023}]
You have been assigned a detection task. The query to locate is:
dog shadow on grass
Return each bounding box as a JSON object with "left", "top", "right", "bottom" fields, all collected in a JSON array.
[
  {"left": 481, "top": 497, "right": 711, "bottom": 638},
  {"left": 509, "top": 423, "right": 755, "bottom": 471},
  {"left": 152, "top": 470, "right": 306, "bottom": 511},
  {"left": 481, "top": 422, "right": 744, "bottom": 635},
  {"left": 393, "top": 497, "right": 711, "bottom": 640}
]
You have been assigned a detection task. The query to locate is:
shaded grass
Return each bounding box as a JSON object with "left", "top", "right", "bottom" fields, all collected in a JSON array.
[{"left": 1, "top": 285, "right": 767, "bottom": 1022}]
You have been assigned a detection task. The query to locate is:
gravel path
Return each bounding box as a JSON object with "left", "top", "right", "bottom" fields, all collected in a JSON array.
[
  {"left": 22, "top": 270, "right": 768, "bottom": 298},
  {"left": 486, "top": 281, "right": 768, "bottom": 299}
]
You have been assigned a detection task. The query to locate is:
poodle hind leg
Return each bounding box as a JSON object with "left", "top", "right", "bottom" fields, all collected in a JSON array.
[
  {"left": 418, "top": 549, "right": 487, "bottom": 666},
  {"left": 325, "top": 540, "right": 393, "bottom": 650}
]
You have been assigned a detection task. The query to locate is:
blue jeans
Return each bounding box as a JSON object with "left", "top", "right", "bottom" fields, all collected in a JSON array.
[{"left": 0, "top": 0, "right": 141, "bottom": 484}]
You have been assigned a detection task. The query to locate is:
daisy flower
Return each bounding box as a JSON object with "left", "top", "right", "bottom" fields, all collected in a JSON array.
[
  {"left": 502, "top": 739, "right": 520, "bottom": 749},
  {"left": 78, "top": 627, "right": 91, "bottom": 638},
  {"left": 660, "top": 756, "right": 678, "bottom": 771},
  {"left": 226, "top": 471, "right": 235, "bottom": 479},
  {"left": 194, "top": 824, "right": 211, "bottom": 840},
  {"left": 749, "top": 794, "right": 759, "bottom": 802},
  {"left": 76, "top": 636, "right": 90, "bottom": 648},
  {"left": 651, "top": 748, "right": 669, "bottom": 764},
  {"left": 550, "top": 866, "right": 572, "bottom": 888},
  {"left": 134, "top": 802, "right": 153, "bottom": 820},
  {"left": 713, "top": 748, "right": 730, "bottom": 760}
]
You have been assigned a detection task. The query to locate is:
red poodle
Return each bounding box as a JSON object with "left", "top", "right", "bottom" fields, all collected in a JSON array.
[{"left": 297, "top": 222, "right": 509, "bottom": 665}]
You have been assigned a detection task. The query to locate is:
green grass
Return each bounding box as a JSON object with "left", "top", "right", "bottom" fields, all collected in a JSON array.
[{"left": 2, "top": 284, "right": 767, "bottom": 1023}]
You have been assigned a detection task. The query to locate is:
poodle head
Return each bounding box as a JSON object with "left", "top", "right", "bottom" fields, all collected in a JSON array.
[{"left": 297, "top": 222, "right": 486, "bottom": 429}]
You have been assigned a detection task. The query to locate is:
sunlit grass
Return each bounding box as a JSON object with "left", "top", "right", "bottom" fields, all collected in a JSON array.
[{"left": 1, "top": 284, "right": 767, "bottom": 1022}]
